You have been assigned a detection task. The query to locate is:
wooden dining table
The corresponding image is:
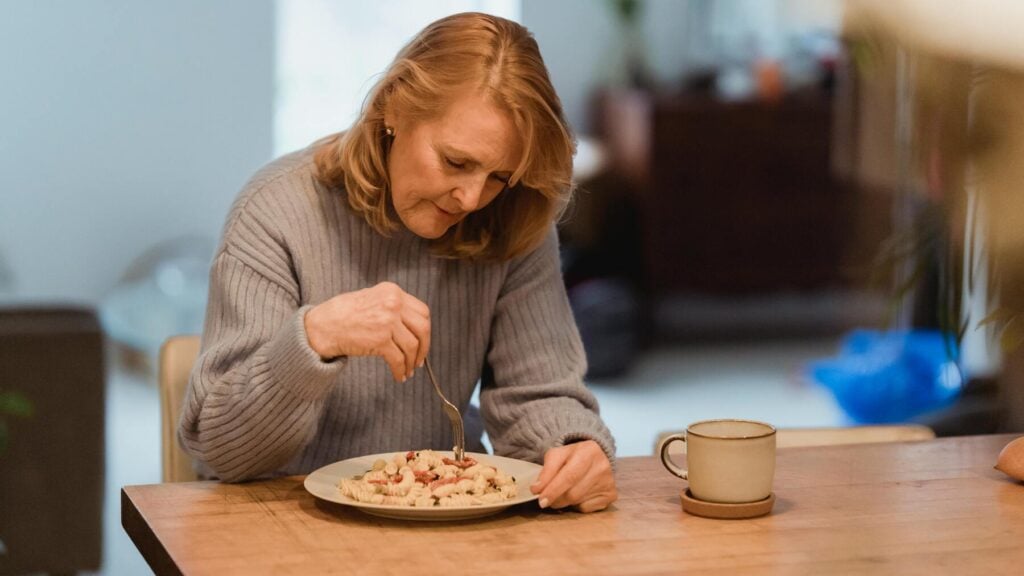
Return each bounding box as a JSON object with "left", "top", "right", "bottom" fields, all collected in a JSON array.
[{"left": 122, "top": 434, "right": 1024, "bottom": 575}]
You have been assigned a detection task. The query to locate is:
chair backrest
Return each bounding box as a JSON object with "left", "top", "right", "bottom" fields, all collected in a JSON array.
[
  {"left": 159, "top": 334, "right": 201, "bottom": 482},
  {"left": 656, "top": 424, "right": 936, "bottom": 455},
  {"left": 773, "top": 425, "right": 936, "bottom": 448}
]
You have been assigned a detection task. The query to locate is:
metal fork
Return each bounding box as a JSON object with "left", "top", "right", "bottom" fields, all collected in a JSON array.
[{"left": 424, "top": 358, "right": 465, "bottom": 461}]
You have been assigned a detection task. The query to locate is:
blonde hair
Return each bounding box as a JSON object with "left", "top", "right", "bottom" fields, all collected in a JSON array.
[{"left": 314, "top": 12, "right": 575, "bottom": 261}]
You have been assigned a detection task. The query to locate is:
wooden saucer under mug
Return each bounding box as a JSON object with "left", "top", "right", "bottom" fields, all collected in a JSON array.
[{"left": 680, "top": 489, "right": 775, "bottom": 519}]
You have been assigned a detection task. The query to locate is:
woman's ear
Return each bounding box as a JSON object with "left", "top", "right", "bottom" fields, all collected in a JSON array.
[
  {"left": 379, "top": 94, "right": 392, "bottom": 130},
  {"left": 381, "top": 89, "right": 400, "bottom": 134},
  {"left": 382, "top": 112, "right": 402, "bottom": 138}
]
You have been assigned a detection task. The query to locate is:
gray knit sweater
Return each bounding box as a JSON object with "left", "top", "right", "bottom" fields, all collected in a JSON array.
[{"left": 178, "top": 146, "right": 615, "bottom": 482}]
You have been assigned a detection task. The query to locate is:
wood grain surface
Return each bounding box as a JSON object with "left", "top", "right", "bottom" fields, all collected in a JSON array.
[{"left": 122, "top": 434, "right": 1024, "bottom": 575}]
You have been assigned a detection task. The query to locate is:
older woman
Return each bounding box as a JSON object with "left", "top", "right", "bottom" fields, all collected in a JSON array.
[{"left": 179, "top": 12, "right": 616, "bottom": 512}]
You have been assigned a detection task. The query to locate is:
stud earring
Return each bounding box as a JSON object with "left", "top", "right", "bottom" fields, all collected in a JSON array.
[{"left": 385, "top": 126, "right": 395, "bottom": 137}]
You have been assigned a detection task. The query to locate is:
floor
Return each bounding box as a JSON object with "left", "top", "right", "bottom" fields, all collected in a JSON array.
[
  {"left": 95, "top": 337, "right": 847, "bottom": 575},
  {"left": 588, "top": 339, "right": 846, "bottom": 456},
  {"left": 96, "top": 363, "right": 162, "bottom": 576}
]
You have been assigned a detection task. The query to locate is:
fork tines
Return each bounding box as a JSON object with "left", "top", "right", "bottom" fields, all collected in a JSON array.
[{"left": 425, "top": 358, "right": 466, "bottom": 462}]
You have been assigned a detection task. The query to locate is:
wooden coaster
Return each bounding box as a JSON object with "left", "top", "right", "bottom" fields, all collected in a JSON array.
[{"left": 680, "top": 489, "right": 775, "bottom": 519}]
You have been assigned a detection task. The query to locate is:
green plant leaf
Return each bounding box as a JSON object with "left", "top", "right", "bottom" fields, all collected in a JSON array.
[
  {"left": 0, "top": 391, "right": 33, "bottom": 418},
  {"left": 1000, "top": 317, "right": 1024, "bottom": 352},
  {"left": 979, "top": 306, "right": 1015, "bottom": 333},
  {"left": 608, "top": 0, "right": 641, "bottom": 22}
]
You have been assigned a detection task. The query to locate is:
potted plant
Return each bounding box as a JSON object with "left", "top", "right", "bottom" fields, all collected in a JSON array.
[
  {"left": 0, "top": 389, "right": 32, "bottom": 555},
  {"left": 845, "top": 0, "right": 1024, "bottom": 431}
]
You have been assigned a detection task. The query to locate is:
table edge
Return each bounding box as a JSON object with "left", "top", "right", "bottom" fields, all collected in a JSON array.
[{"left": 121, "top": 486, "right": 184, "bottom": 576}]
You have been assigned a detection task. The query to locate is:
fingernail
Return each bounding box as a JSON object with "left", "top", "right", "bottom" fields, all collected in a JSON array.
[
  {"left": 407, "top": 371, "right": 413, "bottom": 380},
  {"left": 401, "top": 376, "right": 407, "bottom": 383},
  {"left": 418, "top": 361, "right": 424, "bottom": 368},
  {"left": 539, "top": 497, "right": 549, "bottom": 509}
]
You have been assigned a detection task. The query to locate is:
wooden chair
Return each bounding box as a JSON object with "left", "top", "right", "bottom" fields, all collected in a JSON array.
[
  {"left": 656, "top": 424, "right": 936, "bottom": 456},
  {"left": 158, "top": 334, "right": 201, "bottom": 482}
]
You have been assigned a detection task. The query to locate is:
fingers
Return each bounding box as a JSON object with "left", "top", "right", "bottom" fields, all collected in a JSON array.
[
  {"left": 531, "top": 445, "right": 571, "bottom": 495},
  {"left": 315, "top": 282, "right": 432, "bottom": 381},
  {"left": 574, "top": 492, "right": 616, "bottom": 513},
  {"left": 400, "top": 293, "right": 431, "bottom": 369},
  {"left": 545, "top": 459, "right": 597, "bottom": 508},
  {"left": 381, "top": 339, "right": 409, "bottom": 382},
  {"left": 390, "top": 322, "right": 420, "bottom": 381},
  {"left": 370, "top": 283, "right": 430, "bottom": 381},
  {"left": 554, "top": 466, "right": 616, "bottom": 510},
  {"left": 392, "top": 293, "right": 429, "bottom": 380},
  {"left": 533, "top": 441, "right": 617, "bottom": 513}
]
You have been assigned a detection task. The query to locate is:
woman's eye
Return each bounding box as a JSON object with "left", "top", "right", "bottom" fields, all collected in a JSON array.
[
  {"left": 444, "top": 157, "right": 466, "bottom": 169},
  {"left": 492, "top": 174, "right": 510, "bottom": 186}
]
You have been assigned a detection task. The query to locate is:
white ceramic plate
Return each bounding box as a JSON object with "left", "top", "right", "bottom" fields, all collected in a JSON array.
[{"left": 304, "top": 451, "right": 542, "bottom": 521}]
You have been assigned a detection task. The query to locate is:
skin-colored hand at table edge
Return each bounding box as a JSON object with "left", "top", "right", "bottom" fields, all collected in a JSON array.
[
  {"left": 530, "top": 440, "right": 618, "bottom": 513},
  {"left": 304, "top": 281, "right": 431, "bottom": 382}
]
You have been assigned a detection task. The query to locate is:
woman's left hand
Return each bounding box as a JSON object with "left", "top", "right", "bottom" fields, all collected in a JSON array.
[{"left": 530, "top": 440, "right": 617, "bottom": 513}]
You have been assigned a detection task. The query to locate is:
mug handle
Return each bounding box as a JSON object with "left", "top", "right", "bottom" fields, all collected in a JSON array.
[{"left": 658, "top": 433, "right": 688, "bottom": 480}]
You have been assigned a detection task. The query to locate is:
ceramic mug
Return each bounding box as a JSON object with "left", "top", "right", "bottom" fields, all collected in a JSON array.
[{"left": 658, "top": 419, "right": 777, "bottom": 504}]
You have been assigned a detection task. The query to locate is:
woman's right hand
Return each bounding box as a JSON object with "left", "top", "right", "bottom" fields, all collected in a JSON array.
[{"left": 303, "top": 282, "right": 431, "bottom": 382}]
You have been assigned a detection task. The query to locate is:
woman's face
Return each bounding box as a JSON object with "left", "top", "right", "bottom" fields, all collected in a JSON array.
[{"left": 386, "top": 91, "right": 523, "bottom": 239}]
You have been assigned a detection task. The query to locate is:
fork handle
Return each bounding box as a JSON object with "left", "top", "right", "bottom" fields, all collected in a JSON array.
[{"left": 424, "top": 358, "right": 465, "bottom": 462}]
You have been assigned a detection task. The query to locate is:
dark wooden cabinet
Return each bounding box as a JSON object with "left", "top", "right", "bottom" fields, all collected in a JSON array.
[
  {"left": 595, "top": 89, "right": 849, "bottom": 296},
  {"left": 0, "top": 307, "right": 105, "bottom": 575}
]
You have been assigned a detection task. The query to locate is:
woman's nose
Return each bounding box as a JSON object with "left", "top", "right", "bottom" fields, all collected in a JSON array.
[{"left": 452, "top": 175, "right": 487, "bottom": 212}]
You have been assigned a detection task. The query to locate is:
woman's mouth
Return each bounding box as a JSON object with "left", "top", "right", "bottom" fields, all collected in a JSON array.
[{"left": 433, "top": 203, "right": 460, "bottom": 218}]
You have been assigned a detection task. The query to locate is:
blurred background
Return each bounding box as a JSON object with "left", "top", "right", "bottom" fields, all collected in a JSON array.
[{"left": 2, "top": 0, "right": 1022, "bottom": 573}]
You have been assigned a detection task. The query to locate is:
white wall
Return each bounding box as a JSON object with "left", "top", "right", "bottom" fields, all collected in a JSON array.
[
  {"left": 274, "top": 0, "right": 519, "bottom": 156},
  {"left": 523, "top": 0, "right": 638, "bottom": 135},
  {"left": 0, "top": 0, "right": 274, "bottom": 304},
  {"left": 0, "top": 0, "right": 843, "bottom": 304}
]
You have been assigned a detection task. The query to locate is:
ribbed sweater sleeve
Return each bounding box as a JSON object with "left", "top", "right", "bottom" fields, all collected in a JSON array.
[
  {"left": 177, "top": 146, "right": 616, "bottom": 482},
  {"left": 178, "top": 174, "right": 346, "bottom": 482},
  {"left": 481, "top": 229, "right": 616, "bottom": 463}
]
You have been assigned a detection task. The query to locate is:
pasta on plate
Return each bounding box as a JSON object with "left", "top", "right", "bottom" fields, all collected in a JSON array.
[{"left": 338, "top": 450, "right": 518, "bottom": 507}]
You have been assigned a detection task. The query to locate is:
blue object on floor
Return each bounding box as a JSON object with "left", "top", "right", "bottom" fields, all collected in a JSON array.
[{"left": 808, "top": 330, "right": 963, "bottom": 424}]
